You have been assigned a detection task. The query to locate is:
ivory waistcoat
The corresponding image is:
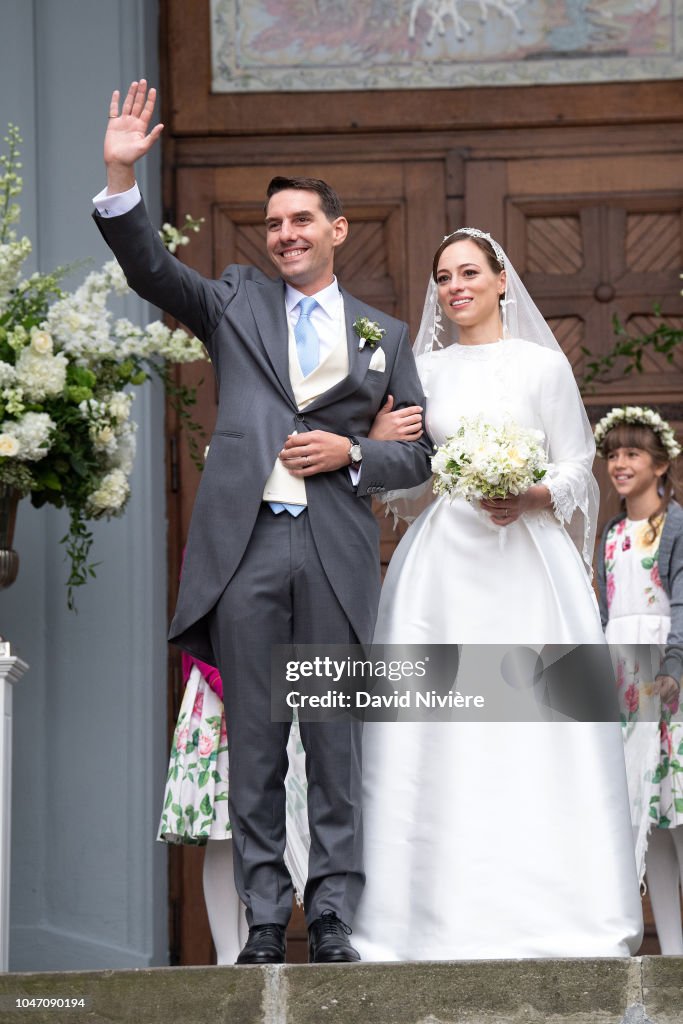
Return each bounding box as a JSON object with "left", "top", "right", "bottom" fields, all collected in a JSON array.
[{"left": 262, "top": 305, "right": 349, "bottom": 504}]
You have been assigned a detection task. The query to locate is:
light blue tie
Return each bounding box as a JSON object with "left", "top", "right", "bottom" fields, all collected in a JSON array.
[
  {"left": 294, "top": 296, "right": 320, "bottom": 377},
  {"left": 269, "top": 298, "right": 321, "bottom": 517}
]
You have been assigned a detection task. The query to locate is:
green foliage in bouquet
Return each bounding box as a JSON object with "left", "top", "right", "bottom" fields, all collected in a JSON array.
[{"left": 0, "top": 125, "right": 207, "bottom": 607}]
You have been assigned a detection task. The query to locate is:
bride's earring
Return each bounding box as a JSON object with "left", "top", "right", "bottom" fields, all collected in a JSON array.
[
  {"left": 432, "top": 304, "right": 444, "bottom": 350},
  {"left": 500, "top": 294, "right": 509, "bottom": 339}
]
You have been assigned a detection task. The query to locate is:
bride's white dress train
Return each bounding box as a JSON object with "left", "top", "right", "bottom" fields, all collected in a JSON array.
[{"left": 352, "top": 338, "right": 643, "bottom": 960}]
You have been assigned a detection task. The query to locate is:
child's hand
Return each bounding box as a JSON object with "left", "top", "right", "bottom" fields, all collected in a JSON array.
[{"left": 654, "top": 674, "right": 680, "bottom": 704}]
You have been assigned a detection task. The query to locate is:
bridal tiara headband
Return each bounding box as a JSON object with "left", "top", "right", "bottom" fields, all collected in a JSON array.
[
  {"left": 442, "top": 227, "right": 506, "bottom": 270},
  {"left": 594, "top": 406, "right": 682, "bottom": 461}
]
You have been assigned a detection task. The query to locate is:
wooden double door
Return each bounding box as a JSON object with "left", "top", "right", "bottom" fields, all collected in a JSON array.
[
  {"left": 164, "top": 78, "right": 683, "bottom": 963},
  {"left": 169, "top": 126, "right": 683, "bottom": 591}
]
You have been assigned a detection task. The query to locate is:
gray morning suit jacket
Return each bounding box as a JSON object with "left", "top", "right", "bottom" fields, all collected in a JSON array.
[{"left": 94, "top": 200, "right": 433, "bottom": 660}]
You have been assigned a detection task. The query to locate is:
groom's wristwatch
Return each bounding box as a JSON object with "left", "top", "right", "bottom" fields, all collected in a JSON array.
[{"left": 347, "top": 435, "right": 363, "bottom": 467}]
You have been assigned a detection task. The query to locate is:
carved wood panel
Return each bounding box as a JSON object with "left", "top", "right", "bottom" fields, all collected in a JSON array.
[
  {"left": 212, "top": 201, "right": 405, "bottom": 316},
  {"left": 497, "top": 187, "right": 683, "bottom": 402}
]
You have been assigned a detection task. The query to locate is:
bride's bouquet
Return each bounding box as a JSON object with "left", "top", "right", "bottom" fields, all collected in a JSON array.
[{"left": 432, "top": 417, "right": 548, "bottom": 503}]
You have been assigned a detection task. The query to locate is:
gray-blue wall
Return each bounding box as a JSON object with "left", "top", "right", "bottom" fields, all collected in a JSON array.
[{"left": 0, "top": 0, "right": 168, "bottom": 969}]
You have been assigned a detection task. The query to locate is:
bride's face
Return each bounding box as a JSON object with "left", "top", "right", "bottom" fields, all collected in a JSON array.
[{"left": 435, "top": 240, "right": 506, "bottom": 330}]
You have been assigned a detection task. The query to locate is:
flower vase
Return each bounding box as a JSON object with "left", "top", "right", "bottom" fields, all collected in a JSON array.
[{"left": 0, "top": 486, "right": 19, "bottom": 589}]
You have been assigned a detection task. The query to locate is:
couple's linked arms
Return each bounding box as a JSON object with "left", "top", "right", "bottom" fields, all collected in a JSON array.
[{"left": 279, "top": 396, "right": 423, "bottom": 478}]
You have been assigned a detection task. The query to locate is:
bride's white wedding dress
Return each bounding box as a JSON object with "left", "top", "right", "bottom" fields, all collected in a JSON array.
[{"left": 352, "top": 338, "right": 643, "bottom": 960}]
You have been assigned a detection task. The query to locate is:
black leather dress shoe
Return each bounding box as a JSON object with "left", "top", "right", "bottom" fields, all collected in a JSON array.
[
  {"left": 308, "top": 911, "right": 360, "bottom": 963},
  {"left": 236, "top": 923, "right": 286, "bottom": 964}
]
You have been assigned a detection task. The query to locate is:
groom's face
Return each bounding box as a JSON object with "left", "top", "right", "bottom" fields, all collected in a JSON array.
[{"left": 265, "top": 189, "right": 348, "bottom": 295}]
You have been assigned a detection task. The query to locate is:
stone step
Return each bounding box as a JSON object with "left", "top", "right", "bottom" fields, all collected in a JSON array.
[{"left": 0, "top": 956, "right": 681, "bottom": 1024}]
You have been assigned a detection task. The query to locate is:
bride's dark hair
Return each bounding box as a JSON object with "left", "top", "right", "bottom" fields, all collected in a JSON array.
[{"left": 432, "top": 231, "right": 504, "bottom": 282}]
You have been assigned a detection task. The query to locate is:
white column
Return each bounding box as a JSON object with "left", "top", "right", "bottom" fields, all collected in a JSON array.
[{"left": 0, "top": 641, "right": 28, "bottom": 972}]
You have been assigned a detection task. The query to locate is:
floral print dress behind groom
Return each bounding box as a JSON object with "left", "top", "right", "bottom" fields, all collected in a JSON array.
[{"left": 604, "top": 514, "right": 683, "bottom": 881}]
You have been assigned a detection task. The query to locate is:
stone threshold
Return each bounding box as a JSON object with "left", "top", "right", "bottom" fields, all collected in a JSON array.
[{"left": 0, "top": 956, "right": 681, "bottom": 1024}]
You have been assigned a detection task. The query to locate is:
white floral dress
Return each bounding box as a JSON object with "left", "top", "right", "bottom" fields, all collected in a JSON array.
[
  {"left": 604, "top": 515, "right": 683, "bottom": 882},
  {"left": 157, "top": 664, "right": 310, "bottom": 898}
]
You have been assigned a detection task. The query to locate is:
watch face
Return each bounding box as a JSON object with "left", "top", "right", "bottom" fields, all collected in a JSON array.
[{"left": 350, "top": 443, "right": 362, "bottom": 464}]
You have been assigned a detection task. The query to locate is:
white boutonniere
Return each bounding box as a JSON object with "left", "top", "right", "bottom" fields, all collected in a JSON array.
[{"left": 353, "top": 316, "right": 386, "bottom": 351}]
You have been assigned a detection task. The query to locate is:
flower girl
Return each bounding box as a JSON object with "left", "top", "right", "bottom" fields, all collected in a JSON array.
[
  {"left": 157, "top": 650, "right": 309, "bottom": 963},
  {"left": 596, "top": 406, "right": 683, "bottom": 954}
]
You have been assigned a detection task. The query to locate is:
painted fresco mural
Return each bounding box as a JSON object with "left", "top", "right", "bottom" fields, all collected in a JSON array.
[{"left": 211, "top": 0, "right": 682, "bottom": 91}]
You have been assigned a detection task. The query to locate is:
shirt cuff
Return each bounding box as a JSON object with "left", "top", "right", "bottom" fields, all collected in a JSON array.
[
  {"left": 349, "top": 465, "right": 361, "bottom": 487},
  {"left": 93, "top": 182, "right": 141, "bottom": 217}
]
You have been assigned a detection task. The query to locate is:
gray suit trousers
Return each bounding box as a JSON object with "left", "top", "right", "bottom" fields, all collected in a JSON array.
[{"left": 209, "top": 505, "right": 364, "bottom": 928}]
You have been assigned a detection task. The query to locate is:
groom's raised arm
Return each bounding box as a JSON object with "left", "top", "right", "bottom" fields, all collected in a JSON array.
[{"left": 93, "top": 80, "right": 231, "bottom": 348}]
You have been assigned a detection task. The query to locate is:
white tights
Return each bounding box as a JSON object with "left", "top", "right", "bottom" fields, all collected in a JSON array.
[
  {"left": 202, "top": 839, "right": 249, "bottom": 964},
  {"left": 645, "top": 826, "right": 683, "bottom": 955}
]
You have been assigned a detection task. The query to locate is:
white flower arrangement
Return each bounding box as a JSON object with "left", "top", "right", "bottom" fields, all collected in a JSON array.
[
  {"left": 0, "top": 124, "right": 208, "bottom": 606},
  {"left": 432, "top": 417, "right": 548, "bottom": 503},
  {"left": 594, "top": 406, "right": 681, "bottom": 461}
]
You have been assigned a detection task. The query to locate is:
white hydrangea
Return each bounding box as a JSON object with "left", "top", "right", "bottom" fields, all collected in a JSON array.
[
  {"left": 79, "top": 397, "right": 106, "bottom": 420},
  {"left": 80, "top": 393, "right": 134, "bottom": 456},
  {"left": 106, "top": 391, "right": 133, "bottom": 423},
  {"left": 86, "top": 468, "right": 130, "bottom": 516},
  {"left": 0, "top": 362, "right": 16, "bottom": 388},
  {"left": 3, "top": 411, "right": 55, "bottom": 461},
  {"left": 14, "top": 346, "right": 67, "bottom": 400}
]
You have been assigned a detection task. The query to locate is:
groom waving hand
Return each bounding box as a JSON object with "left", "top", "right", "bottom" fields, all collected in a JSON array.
[{"left": 93, "top": 80, "right": 432, "bottom": 964}]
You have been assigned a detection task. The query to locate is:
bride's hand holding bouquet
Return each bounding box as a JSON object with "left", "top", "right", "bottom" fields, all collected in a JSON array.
[{"left": 431, "top": 416, "right": 551, "bottom": 526}]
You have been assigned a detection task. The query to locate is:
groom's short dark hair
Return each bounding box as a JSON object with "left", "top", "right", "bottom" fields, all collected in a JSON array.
[{"left": 265, "top": 176, "right": 344, "bottom": 221}]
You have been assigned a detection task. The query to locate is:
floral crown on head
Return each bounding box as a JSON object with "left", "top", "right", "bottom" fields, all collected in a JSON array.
[
  {"left": 594, "top": 406, "right": 681, "bottom": 461},
  {"left": 444, "top": 227, "right": 506, "bottom": 270}
]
